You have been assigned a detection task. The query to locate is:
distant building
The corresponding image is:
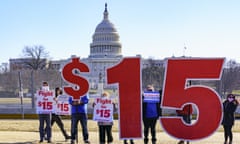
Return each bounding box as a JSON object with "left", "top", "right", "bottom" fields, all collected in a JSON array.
[
  {"left": 9, "top": 58, "right": 48, "bottom": 71},
  {"left": 141, "top": 58, "right": 165, "bottom": 69}
]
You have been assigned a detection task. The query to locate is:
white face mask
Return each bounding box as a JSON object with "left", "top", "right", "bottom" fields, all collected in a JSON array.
[{"left": 42, "top": 86, "right": 50, "bottom": 91}]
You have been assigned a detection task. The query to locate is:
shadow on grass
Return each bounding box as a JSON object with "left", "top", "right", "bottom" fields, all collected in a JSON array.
[
  {"left": 0, "top": 142, "right": 34, "bottom": 144},
  {"left": 0, "top": 140, "right": 70, "bottom": 144}
]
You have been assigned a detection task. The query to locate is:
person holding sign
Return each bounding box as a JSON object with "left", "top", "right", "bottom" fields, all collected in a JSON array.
[
  {"left": 142, "top": 85, "right": 161, "bottom": 144},
  {"left": 45, "top": 87, "right": 71, "bottom": 141},
  {"left": 69, "top": 94, "right": 90, "bottom": 144},
  {"left": 37, "top": 81, "right": 53, "bottom": 143},
  {"left": 93, "top": 91, "right": 116, "bottom": 144},
  {"left": 222, "top": 94, "right": 239, "bottom": 144}
]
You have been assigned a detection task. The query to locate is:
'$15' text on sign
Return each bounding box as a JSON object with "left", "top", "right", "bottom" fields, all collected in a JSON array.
[
  {"left": 93, "top": 98, "right": 114, "bottom": 122},
  {"left": 61, "top": 57, "right": 224, "bottom": 141}
]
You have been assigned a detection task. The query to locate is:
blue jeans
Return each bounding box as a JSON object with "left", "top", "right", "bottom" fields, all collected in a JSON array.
[
  {"left": 39, "top": 114, "right": 51, "bottom": 141},
  {"left": 71, "top": 113, "right": 89, "bottom": 141}
]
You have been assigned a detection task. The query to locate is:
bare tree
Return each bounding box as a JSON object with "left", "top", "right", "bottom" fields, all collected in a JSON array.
[
  {"left": 221, "top": 60, "right": 240, "bottom": 97},
  {"left": 142, "top": 65, "right": 165, "bottom": 90},
  {"left": 22, "top": 45, "right": 49, "bottom": 70},
  {"left": 22, "top": 45, "right": 50, "bottom": 108}
]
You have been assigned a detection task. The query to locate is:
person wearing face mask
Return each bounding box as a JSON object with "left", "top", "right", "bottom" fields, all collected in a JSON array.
[
  {"left": 93, "top": 91, "right": 117, "bottom": 144},
  {"left": 222, "top": 94, "right": 239, "bottom": 144},
  {"left": 44, "top": 87, "right": 71, "bottom": 141},
  {"left": 142, "top": 85, "right": 161, "bottom": 144},
  {"left": 38, "top": 81, "right": 52, "bottom": 143}
]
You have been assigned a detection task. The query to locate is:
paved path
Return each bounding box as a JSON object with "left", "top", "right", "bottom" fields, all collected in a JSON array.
[{"left": 0, "top": 131, "right": 240, "bottom": 144}]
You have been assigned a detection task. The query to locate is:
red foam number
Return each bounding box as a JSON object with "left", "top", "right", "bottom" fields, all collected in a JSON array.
[
  {"left": 62, "top": 58, "right": 90, "bottom": 100},
  {"left": 107, "top": 57, "right": 142, "bottom": 138},
  {"left": 160, "top": 58, "right": 224, "bottom": 140}
]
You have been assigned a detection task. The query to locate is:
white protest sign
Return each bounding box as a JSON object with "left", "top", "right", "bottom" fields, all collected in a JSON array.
[
  {"left": 143, "top": 91, "right": 160, "bottom": 103},
  {"left": 93, "top": 98, "right": 114, "bottom": 122},
  {"left": 36, "top": 90, "right": 54, "bottom": 114},
  {"left": 55, "top": 94, "right": 71, "bottom": 115}
]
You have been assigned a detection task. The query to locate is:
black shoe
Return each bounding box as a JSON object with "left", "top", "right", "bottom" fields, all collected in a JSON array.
[
  {"left": 71, "top": 140, "right": 75, "bottom": 144},
  {"left": 65, "top": 135, "right": 71, "bottom": 141},
  {"left": 39, "top": 139, "right": 43, "bottom": 143},
  {"left": 47, "top": 140, "right": 52, "bottom": 143},
  {"left": 84, "top": 140, "right": 90, "bottom": 144},
  {"left": 178, "top": 141, "right": 184, "bottom": 144}
]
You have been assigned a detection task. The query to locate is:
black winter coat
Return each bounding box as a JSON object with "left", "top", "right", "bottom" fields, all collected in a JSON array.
[{"left": 222, "top": 100, "right": 238, "bottom": 126}]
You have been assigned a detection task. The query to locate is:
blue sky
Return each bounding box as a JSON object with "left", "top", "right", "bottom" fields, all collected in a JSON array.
[{"left": 1, "top": 0, "right": 240, "bottom": 64}]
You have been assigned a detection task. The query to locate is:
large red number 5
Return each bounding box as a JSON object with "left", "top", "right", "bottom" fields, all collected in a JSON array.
[
  {"left": 107, "top": 57, "right": 142, "bottom": 139},
  {"left": 160, "top": 58, "right": 224, "bottom": 140}
]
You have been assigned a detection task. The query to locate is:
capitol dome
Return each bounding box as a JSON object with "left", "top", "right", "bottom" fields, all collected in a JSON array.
[{"left": 89, "top": 3, "right": 122, "bottom": 58}]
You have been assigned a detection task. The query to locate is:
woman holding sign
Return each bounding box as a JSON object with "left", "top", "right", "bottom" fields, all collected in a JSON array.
[
  {"left": 93, "top": 91, "right": 116, "bottom": 144},
  {"left": 45, "top": 87, "right": 71, "bottom": 141}
]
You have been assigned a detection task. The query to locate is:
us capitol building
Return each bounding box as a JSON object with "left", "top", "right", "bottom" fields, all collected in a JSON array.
[
  {"left": 81, "top": 3, "right": 123, "bottom": 89},
  {"left": 51, "top": 3, "right": 164, "bottom": 90},
  {"left": 10, "top": 3, "right": 165, "bottom": 90}
]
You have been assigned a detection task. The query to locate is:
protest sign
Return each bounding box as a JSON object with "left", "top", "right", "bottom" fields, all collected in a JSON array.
[
  {"left": 93, "top": 98, "right": 114, "bottom": 122},
  {"left": 36, "top": 90, "right": 54, "bottom": 114},
  {"left": 55, "top": 94, "right": 71, "bottom": 115}
]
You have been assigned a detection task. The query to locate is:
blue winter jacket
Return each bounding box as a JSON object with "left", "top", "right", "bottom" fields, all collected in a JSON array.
[
  {"left": 69, "top": 95, "right": 89, "bottom": 114},
  {"left": 142, "top": 91, "right": 161, "bottom": 118}
]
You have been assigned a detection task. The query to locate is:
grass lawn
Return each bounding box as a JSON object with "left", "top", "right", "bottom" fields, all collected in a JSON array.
[{"left": 0, "top": 119, "right": 240, "bottom": 133}]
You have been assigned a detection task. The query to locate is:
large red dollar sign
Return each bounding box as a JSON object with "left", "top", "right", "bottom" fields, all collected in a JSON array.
[{"left": 62, "top": 57, "right": 90, "bottom": 100}]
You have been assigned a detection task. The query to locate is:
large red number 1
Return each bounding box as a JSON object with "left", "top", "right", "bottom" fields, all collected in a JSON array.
[
  {"left": 107, "top": 57, "right": 142, "bottom": 138},
  {"left": 160, "top": 58, "right": 224, "bottom": 140}
]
